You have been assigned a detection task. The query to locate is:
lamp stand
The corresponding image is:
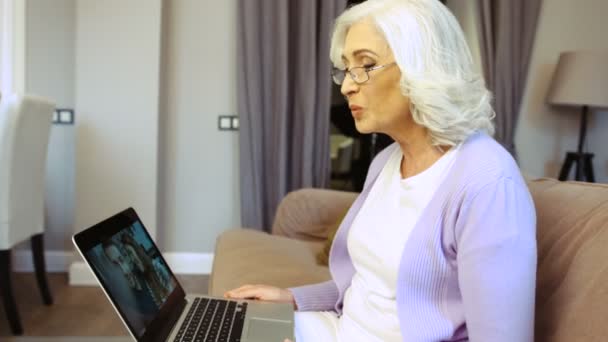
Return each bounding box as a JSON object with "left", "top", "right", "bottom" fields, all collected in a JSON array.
[{"left": 558, "top": 105, "right": 595, "bottom": 182}]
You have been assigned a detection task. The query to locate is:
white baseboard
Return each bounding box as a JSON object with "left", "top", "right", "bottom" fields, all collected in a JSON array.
[
  {"left": 11, "top": 250, "right": 214, "bottom": 286},
  {"left": 68, "top": 252, "right": 214, "bottom": 286},
  {"left": 163, "top": 252, "right": 214, "bottom": 275},
  {"left": 12, "top": 250, "right": 72, "bottom": 272}
]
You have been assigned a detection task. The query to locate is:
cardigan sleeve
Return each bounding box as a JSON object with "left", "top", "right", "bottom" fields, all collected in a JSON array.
[
  {"left": 289, "top": 280, "right": 340, "bottom": 312},
  {"left": 455, "top": 177, "right": 537, "bottom": 342}
]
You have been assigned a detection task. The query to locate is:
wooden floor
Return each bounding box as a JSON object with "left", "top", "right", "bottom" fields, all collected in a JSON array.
[{"left": 0, "top": 272, "right": 209, "bottom": 337}]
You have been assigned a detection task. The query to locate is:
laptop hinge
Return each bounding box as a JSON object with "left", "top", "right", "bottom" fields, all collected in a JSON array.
[{"left": 150, "top": 298, "right": 187, "bottom": 342}]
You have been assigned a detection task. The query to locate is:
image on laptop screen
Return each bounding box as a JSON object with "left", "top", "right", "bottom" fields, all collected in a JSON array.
[{"left": 84, "top": 220, "right": 177, "bottom": 337}]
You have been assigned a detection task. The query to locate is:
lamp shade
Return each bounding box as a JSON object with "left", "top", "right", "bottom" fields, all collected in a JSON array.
[{"left": 546, "top": 51, "right": 608, "bottom": 108}]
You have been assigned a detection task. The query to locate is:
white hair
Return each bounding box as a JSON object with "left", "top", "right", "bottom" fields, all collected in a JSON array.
[{"left": 330, "top": 0, "right": 495, "bottom": 147}]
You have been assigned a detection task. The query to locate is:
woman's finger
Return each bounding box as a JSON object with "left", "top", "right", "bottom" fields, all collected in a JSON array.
[
  {"left": 229, "top": 284, "right": 256, "bottom": 293},
  {"left": 224, "top": 284, "right": 256, "bottom": 297},
  {"left": 226, "top": 287, "right": 265, "bottom": 299},
  {"left": 227, "top": 286, "right": 261, "bottom": 296}
]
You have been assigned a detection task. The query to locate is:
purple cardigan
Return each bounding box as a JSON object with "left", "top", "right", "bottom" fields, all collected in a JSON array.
[{"left": 290, "top": 133, "right": 537, "bottom": 342}]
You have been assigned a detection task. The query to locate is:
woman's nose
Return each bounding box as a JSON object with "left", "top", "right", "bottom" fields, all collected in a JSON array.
[{"left": 341, "top": 74, "right": 359, "bottom": 97}]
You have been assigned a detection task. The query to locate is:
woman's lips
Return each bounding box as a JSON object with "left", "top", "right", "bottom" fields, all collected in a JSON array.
[{"left": 349, "top": 105, "right": 363, "bottom": 118}]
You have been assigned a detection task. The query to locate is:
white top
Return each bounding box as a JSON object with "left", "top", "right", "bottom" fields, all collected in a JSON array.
[{"left": 338, "top": 145, "right": 459, "bottom": 341}]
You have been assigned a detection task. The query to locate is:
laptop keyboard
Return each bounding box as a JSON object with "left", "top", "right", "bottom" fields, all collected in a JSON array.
[{"left": 174, "top": 297, "right": 247, "bottom": 342}]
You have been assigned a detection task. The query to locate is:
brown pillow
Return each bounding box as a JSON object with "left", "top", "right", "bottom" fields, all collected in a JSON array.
[{"left": 316, "top": 208, "right": 349, "bottom": 266}]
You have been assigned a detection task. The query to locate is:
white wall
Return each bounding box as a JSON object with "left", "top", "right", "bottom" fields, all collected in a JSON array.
[
  {"left": 516, "top": 0, "right": 608, "bottom": 182},
  {"left": 73, "top": 0, "right": 162, "bottom": 238},
  {"left": 158, "top": 0, "right": 240, "bottom": 253},
  {"left": 26, "top": 0, "right": 75, "bottom": 108},
  {"left": 26, "top": 0, "right": 76, "bottom": 251}
]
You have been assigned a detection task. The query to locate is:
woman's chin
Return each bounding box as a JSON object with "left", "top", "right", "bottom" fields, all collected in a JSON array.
[{"left": 354, "top": 120, "right": 373, "bottom": 134}]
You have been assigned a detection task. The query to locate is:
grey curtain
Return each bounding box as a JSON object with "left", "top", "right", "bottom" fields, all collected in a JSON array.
[
  {"left": 477, "top": 0, "right": 542, "bottom": 157},
  {"left": 237, "top": 0, "right": 346, "bottom": 231}
]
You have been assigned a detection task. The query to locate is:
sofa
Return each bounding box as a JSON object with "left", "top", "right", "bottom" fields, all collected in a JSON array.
[{"left": 209, "top": 177, "right": 608, "bottom": 342}]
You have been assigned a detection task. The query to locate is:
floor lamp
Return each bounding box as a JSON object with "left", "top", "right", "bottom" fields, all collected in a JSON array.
[{"left": 546, "top": 51, "right": 608, "bottom": 182}]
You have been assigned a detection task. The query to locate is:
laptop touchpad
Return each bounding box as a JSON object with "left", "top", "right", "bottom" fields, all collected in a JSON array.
[{"left": 246, "top": 318, "right": 293, "bottom": 342}]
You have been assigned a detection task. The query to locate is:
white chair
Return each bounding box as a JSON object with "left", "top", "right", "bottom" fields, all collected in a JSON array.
[{"left": 0, "top": 94, "right": 55, "bottom": 335}]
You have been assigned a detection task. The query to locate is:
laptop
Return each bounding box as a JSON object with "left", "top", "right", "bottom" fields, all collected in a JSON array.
[{"left": 73, "top": 207, "right": 295, "bottom": 342}]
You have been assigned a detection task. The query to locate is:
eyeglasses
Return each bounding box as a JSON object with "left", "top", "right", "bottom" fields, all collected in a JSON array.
[{"left": 331, "top": 62, "right": 396, "bottom": 85}]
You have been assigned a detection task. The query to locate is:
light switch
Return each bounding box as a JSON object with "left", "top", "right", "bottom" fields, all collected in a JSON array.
[
  {"left": 59, "top": 110, "right": 72, "bottom": 123},
  {"left": 219, "top": 116, "right": 232, "bottom": 130}
]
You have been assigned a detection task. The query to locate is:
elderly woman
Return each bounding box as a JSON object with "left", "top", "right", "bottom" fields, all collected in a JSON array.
[{"left": 226, "top": 0, "right": 537, "bottom": 341}]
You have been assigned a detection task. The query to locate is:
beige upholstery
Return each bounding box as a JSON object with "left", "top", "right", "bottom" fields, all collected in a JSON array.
[
  {"left": 271, "top": 188, "right": 358, "bottom": 241},
  {"left": 211, "top": 178, "right": 608, "bottom": 341},
  {"left": 528, "top": 178, "right": 608, "bottom": 342},
  {"left": 209, "top": 229, "right": 330, "bottom": 296}
]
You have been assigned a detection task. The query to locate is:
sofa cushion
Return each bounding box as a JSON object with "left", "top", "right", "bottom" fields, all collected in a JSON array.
[
  {"left": 316, "top": 207, "right": 350, "bottom": 266},
  {"left": 209, "top": 229, "right": 331, "bottom": 297},
  {"left": 528, "top": 178, "right": 608, "bottom": 342}
]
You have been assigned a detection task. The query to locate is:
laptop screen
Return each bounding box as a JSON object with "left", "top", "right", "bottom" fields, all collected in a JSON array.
[{"left": 82, "top": 219, "right": 178, "bottom": 338}]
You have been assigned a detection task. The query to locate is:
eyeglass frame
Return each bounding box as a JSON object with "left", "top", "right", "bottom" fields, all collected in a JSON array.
[{"left": 331, "top": 62, "right": 397, "bottom": 85}]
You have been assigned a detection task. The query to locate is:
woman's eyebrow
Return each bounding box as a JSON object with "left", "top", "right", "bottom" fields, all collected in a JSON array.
[{"left": 341, "top": 48, "right": 379, "bottom": 60}]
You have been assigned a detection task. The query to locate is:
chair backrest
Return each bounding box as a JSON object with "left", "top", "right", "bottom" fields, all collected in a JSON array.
[
  {"left": 527, "top": 178, "right": 608, "bottom": 342},
  {"left": 0, "top": 94, "right": 55, "bottom": 249}
]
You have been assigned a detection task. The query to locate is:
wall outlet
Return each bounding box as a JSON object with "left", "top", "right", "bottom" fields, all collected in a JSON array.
[{"left": 219, "top": 116, "right": 232, "bottom": 130}]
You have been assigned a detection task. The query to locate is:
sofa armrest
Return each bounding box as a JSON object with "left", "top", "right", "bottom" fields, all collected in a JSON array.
[{"left": 271, "top": 188, "right": 358, "bottom": 241}]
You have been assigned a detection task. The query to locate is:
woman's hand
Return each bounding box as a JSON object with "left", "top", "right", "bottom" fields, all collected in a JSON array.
[{"left": 224, "top": 284, "right": 297, "bottom": 308}]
